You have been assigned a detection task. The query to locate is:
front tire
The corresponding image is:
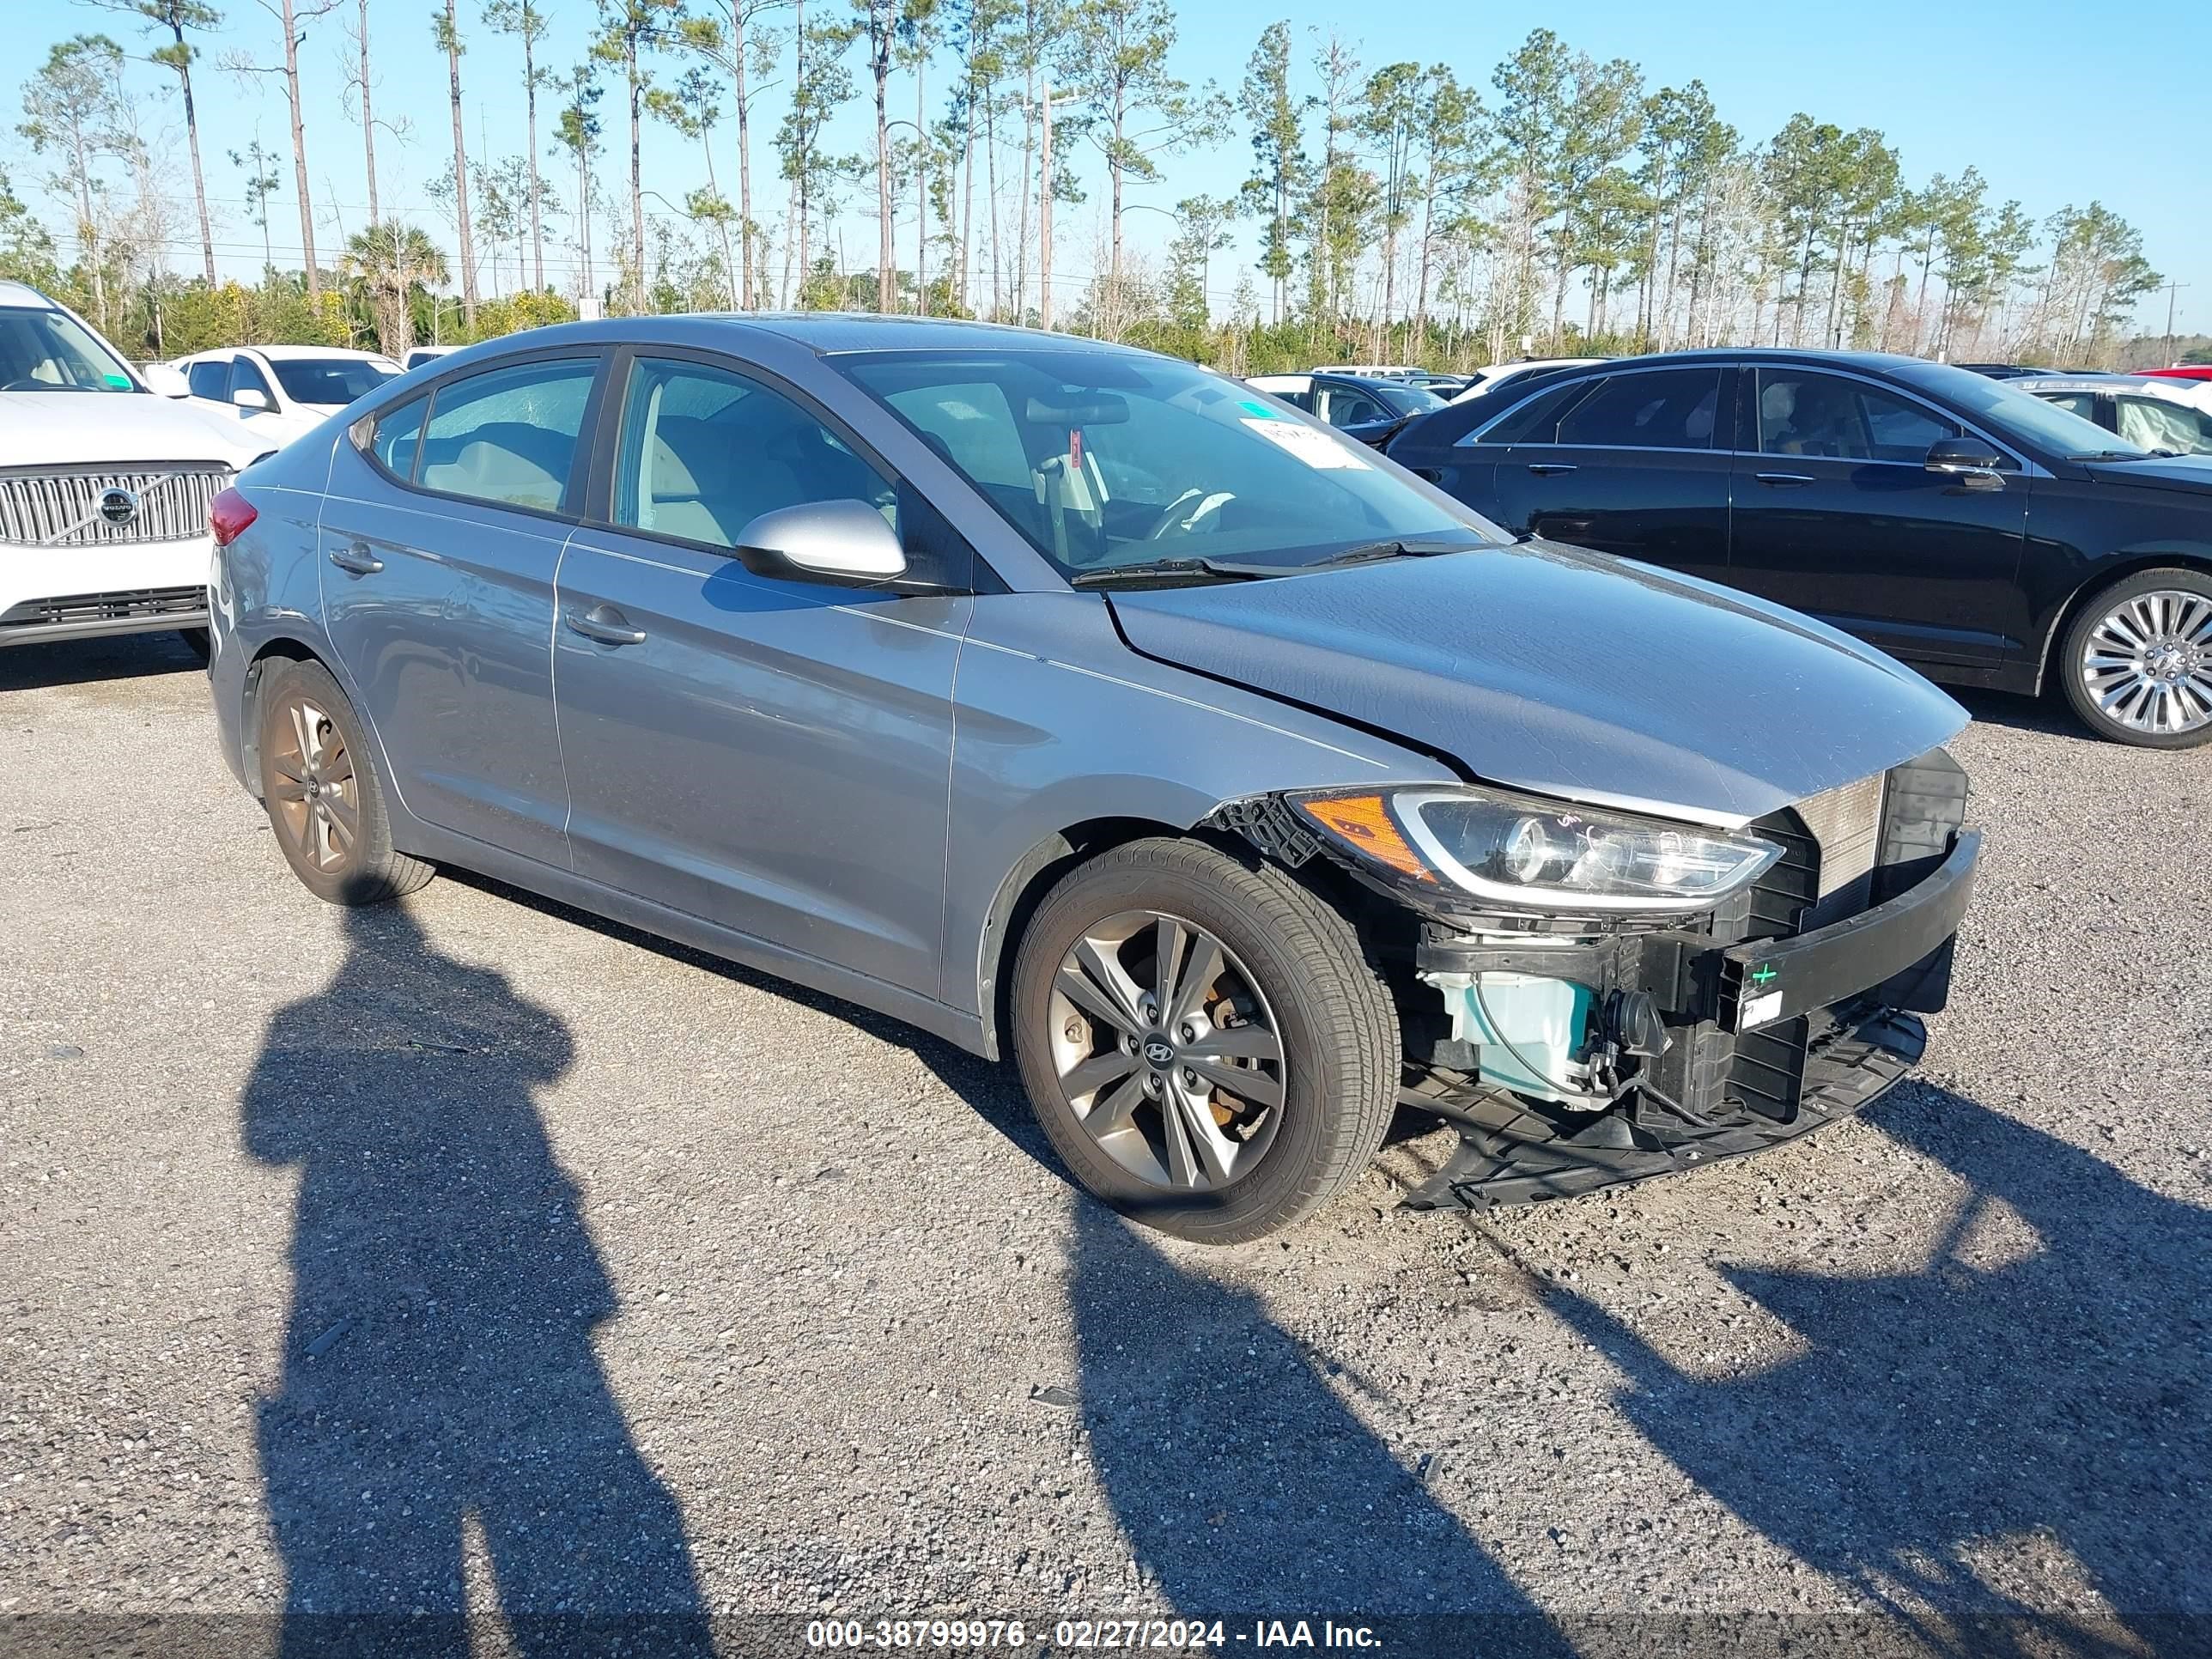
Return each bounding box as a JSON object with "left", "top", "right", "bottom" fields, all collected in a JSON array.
[
  {"left": 2057, "top": 568, "right": 2212, "bottom": 748},
  {"left": 254, "top": 658, "right": 435, "bottom": 905},
  {"left": 1010, "top": 838, "right": 1398, "bottom": 1244}
]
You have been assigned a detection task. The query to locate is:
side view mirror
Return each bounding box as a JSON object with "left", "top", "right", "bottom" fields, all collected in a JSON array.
[
  {"left": 1925, "top": 436, "right": 2003, "bottom": 488},
  {"left": 732, "top": 500, "right": 908, "bottom": 586},
  {"left": 232, "top": 386, "right": 272, "bottom": 413},
  {"left": 142, "top": 362, "right": 191, "bottom": 398}
]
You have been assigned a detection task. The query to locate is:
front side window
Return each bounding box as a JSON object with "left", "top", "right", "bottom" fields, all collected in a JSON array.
[
  {"left": 415, "top": 357, "right": 598, "bottom": 512},
  {"left": 0, "top": 306, "right": 137, "bottom": 392},
  {"left": 270, "top": 357, "right": 398, "bottom": 408},
  {"left": 2116, "top": 397, "right": 2212, "bottom": 455},
  {"left": 1757, "top": 370, "right": 1959, "bottom": 462},
  {"left": 228, "top": 356, "right": 276, "bottom": 404},
  {"left": 1316, "top": 386, "right": 1389, "bottom": 428},
  {"left": 1553, "top": 368, "right": 1722, "bottom": 450},
  {"left": 841, "top": 350, "right": 1495, "bottom": 579},
  {"left": 613, "top": 356, "right": 898, "bottom": 550}
]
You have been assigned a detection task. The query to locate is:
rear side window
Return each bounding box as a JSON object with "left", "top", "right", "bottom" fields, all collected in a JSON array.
[
  {"left": 186, "top": 360, "right": 228, "bottom": 400},
  {"left": 1468, "top": 378, "right": 1596, "bottom": 446},
  {"left": 368, "top": 394, "right": 428, "bottom": 479},
  {"left": 1553, "top": 368, "right": 1722, "bottom": 450},
  {"left": 415, "top": 358, "right": 598, "bottom": 513}
]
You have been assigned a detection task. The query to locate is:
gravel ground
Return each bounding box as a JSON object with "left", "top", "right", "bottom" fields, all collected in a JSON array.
[{"left": 2, "top": 630, "right": 2208, "bottom": 1658}]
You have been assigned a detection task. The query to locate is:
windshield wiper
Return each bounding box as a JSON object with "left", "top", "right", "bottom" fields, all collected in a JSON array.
[
  {"left": 1307, "top": 538, "right": 1479, "bottom": 568},
  {"left": 2067, "top": 448, "right": 2170, "bottom": 462},
  {"left": 1067, "top": 556, "right": 1273, "bottom": 588}
]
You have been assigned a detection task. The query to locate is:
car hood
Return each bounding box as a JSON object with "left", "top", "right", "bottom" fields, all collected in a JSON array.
[
  {"left": 0, "top": 391, "right": 266, "bottom": 468},
  {"left": 1109, "top": 542, "right": 1969, "bottom": 826},
  {"left": 2082, "top": 455, "right": 2212, "bottom": 494}
]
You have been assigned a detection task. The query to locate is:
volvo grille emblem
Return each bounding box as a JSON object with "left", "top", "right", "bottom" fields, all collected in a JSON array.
[
  {"left": 97, "top": 487, "right": 140, "bottom": 526},
  {"left": 1143, "top": 1038, "right": 1175, "bottom": 1066}
]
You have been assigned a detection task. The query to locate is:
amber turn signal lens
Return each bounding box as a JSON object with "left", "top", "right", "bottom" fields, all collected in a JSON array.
[{"left": 1293, "top": 793, "right": 1435, "bottom": 882}]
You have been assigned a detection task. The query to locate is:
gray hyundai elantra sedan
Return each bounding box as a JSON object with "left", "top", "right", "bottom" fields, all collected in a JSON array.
[{"left": 204, "top": 316, "right": 1979, "bottom": 1242}]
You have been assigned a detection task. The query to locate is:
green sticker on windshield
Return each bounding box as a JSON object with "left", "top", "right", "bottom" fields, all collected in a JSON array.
[
  {"left": 103, "top": 373, "right": 132, "bottom": 388},
  {"left": 1238, "top": 398, "right": 1284, "bottom": 419}
]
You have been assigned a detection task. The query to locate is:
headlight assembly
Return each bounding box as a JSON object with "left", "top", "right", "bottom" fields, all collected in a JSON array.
[{"left": 1291, "top": 787, "right": 1783, "bottom": 915}]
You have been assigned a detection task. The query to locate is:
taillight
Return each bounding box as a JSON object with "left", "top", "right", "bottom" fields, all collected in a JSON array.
[{"left": 210, "top": 487, "right": 257, "bottom": 548}]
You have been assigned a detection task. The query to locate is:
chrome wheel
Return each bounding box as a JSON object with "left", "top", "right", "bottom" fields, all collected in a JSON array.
[
  {"left": 1046, "top": 909, "right": 1285, "bottom": 1191},
  {"left": 2080, "top": 589, "right": 2212, "bottom": 736},
  {"left": 265, "top": 694, "right": 359, "bottom": 873}
]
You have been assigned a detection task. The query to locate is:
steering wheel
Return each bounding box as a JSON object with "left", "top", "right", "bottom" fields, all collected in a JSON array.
[
  {"left": 2, "top": 379, "right": 51, "bottom": 392},
  {"left": 1143, "top": 488, "right": 1235, "bottom": 541}
]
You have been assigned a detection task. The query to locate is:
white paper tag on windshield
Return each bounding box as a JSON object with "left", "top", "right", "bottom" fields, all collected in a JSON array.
[{"left": 1240, "top": 417, "right": 1372, "bottom": 470}]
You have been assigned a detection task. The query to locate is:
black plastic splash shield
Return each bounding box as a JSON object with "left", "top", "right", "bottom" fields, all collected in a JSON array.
[{"left": 1399, "top": 1004, "right": 1926, "bottom": 1212}]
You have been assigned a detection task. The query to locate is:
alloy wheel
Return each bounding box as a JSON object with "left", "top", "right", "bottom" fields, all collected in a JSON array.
[
  {"left": 2080, "top": 589, "right": 2212, "bottom": 736},
  {"left": 265, "top": 694, "right": 360, "bottom": 873},
  {"left": 1045, "top": 909, "right": 1285, "bottom": 1191}
]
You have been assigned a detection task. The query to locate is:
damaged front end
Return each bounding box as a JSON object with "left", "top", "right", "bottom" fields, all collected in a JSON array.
[{"left": 1212, "top": 749, "right": 1978, "bottom": 1211}]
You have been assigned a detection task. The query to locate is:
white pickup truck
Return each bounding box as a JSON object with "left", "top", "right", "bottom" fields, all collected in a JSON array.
[{"left": 0, "top": 281, "right": 268, "bottom": 654}]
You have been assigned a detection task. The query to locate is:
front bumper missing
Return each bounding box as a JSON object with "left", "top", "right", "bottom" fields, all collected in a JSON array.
[
  {"left": 1401, "top": 1002, "right": 1925, "bottom": 1211},
  {"left": 1400, "top": 826, "right": 1979, "bottom": 1211}
]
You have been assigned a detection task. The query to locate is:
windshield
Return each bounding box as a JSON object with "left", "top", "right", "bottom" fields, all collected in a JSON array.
[
  {"left": 0, "top": 306, "right": 139, "bottom": 393},
  {"left": 1889, "top": 359, "right": 2153, "bottom": 459},
  {"left": 1373, "top": 382, "right": 1448, "bottom": 416},
  {"left": 836, "top": 349, "right": 1498, "bottom": 580},
  {"left": 270, "top": 356, "right": 398, "bottom": 407}
]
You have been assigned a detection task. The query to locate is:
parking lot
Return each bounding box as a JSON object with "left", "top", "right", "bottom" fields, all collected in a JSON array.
[{"left": 3, "top": 630, "right": 2209, "bottom": 1653}]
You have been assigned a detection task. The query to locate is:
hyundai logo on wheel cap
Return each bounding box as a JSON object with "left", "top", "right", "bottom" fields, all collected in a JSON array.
[
  {"left": 1143, "top": 1038, "right": 1175, "bottom": 1066},
  {"left": 97, "top": 487, "right": 139, "bottom": 526}
]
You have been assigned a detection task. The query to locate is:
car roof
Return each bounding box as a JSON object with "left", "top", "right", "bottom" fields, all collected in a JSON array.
[
  {"left": 408, "top": 313, "right": 1162, "bottom": 363},
  {"left": 2012, "top": 373, "right": 2183, "bottom": 396},
  {"left": 0, "top": 280, "right": 59, "bottom": 308}
]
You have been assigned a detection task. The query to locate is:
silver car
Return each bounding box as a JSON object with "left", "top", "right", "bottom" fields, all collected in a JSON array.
[{"left": 205, "top": 317, "right": 1980, "bottom": 1242}]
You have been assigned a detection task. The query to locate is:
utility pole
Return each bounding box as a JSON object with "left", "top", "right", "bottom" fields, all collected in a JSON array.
[{"left": 2160, "top": 281, "right": 2191, "bottom": 368}]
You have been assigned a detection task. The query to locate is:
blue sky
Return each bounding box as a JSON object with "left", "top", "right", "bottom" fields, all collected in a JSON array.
[{"left": 10, "top": 0, "right": 2207, "bottom": 333}]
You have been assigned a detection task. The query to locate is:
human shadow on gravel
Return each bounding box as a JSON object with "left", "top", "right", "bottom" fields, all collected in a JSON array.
[
  {"left": 244, "top": 902, "right": 710, "bottom": 1658},
  {"left": 1067, "top": 1200, "right": 1571, "bottom": 1651},
  {"left": 1544, "top": 1082, "right": 2212, "bottom": 1658}
]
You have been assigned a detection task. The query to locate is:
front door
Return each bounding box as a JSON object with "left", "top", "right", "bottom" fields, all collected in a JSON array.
[
  {"left": 552, "top": 352, "right": 968, "bottom": 1000},
  {"left": 320, "top": 353, "right": 605, "bottom": 866},
  {"left": 1726, "top": 366, "right": 2031, "bottom": 667},
  {"left": 1485, "top": 364, "right": 1735, "bottom": 585}
]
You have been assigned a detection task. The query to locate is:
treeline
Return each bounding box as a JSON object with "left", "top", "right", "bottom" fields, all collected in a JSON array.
[{"left": 1, "top": 3, "right": 2182, "bottom": 374}]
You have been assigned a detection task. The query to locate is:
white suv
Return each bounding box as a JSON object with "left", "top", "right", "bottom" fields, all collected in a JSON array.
[
  {"left": 0, "top": 283, "right": 266, "bottom": 654},
  {"left": 166, "top": 343, "right": 401, "bottom": 451}
]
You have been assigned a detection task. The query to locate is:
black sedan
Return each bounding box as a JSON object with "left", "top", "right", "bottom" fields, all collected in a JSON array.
[{"left": 1384, "top": 349, "right": 2212, "bottom": 748}]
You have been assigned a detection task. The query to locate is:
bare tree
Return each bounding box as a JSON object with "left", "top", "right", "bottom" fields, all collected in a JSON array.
[
  {"left": 483, "top": 0, "right": 551, "bottom": 290},
  {"left": 429, "top": 0, "right": 479, "bottom": 326},
  {"left": 229, "top": 0, "right": 343, "bottom": 304},
  {"left": 593, "top": 0, "right": 679, "bottom": 313}
]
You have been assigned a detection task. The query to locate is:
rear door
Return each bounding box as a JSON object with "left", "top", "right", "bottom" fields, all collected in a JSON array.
[
  {"left": 320, "top": 351, "right": 606, "bottom": 866},
  {"left": 1726, "top": 365, "right": 2031, "bottom": 668},
  {"left": 550, "top": 349, "right": 968, "bottom": 998},
  {"left": 1481, "top": 364, "right": 1735, "bottom": 584}
]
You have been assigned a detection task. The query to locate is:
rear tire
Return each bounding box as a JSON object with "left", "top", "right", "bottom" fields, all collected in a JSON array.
[
  {"left": 254, "top": 658, "right": 434, "bottom": 905},
  {"left": 2056, "top": 568, "right": 2212, "bottom": 749},
  {"left": 1010, "top": 837, "right": 1398, "bottom": 1244}
]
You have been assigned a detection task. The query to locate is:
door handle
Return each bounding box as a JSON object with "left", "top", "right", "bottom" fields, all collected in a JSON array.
[
  {"left": 328, "top": 543, "right": 383, "bottom": 575},
  {"left": 1754, "top": 471, "right": 1816, "bottom": 487},
  {"left": 1525, "top": 462, "right": 1577, "bottom": 476},
  {"left": 565, "top": 605, "right": 647, "bottom": 647}
]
